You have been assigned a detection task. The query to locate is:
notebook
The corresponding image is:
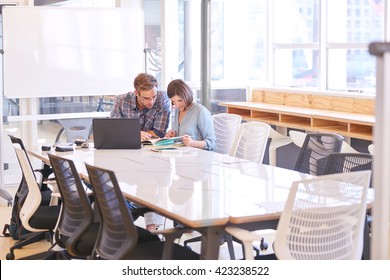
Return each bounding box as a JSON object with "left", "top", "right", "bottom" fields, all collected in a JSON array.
[
  {"left": 92, "top": 118, "right": 141, "bottom": 149},
  {"left": 142, "top": 136, "right": 183, "bottom": 146}
]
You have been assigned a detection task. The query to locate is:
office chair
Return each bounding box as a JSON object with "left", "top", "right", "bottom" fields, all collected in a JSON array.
[
  {"left": 46, "top": 153, "right": 100, "bottom": 259},
  {"left": 21, "top": 154, "right": 159, "bottom": 260},
  {"left": 322, "top": 152, "right": 373, "bottom": 259},
  {"left": 8, "top": 135, "right": 53, "bottom": 191},
  {"left": 6, "top": 144, "right": 61, "bottom": 260},
  {"left": 230, "top": 121, "right": 271, "bottom": 254},
  {"left": 289, "top": 130, "right": 358, "bottom": 153},
  {"left": 294, "top": 132, "right": 344, "bottom": 175},
  {"left": 55, "top": 118, "right": 93, "bottom": 143},
  {"left": 173, "top": 113, "right": 241, "bottom": 232},
  {"left": 226, "top": 171, "right": 371, "bottom": 260},
  {"left": 4, "top": 136, "right": 51, "bottom": 242},
  {"left": 212, "top": 113, "right": 242, "bottom": 154},
  {"left": 229, "top": 121, "right": 271, "bottom": 163},
  {"left": 184, "top": 121, "right": 271, "bottom": 258},
  {"left": 8, "top": 135, "right": 56, "bottom": 204},
  {"left": 85, "top": 163, "right": 199, "bottom": 260}
]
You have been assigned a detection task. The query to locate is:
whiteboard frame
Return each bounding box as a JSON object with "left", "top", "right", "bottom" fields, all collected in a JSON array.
[{"left": 2, "top": 6, "right": 144, "bottom": 98}]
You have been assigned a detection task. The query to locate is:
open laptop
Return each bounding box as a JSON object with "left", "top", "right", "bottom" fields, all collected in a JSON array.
[{"left": 92, "top": 118, "right": 141, "bottom": 149}]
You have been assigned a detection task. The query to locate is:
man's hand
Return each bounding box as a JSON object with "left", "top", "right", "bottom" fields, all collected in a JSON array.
[{"left": 141, "top": 131, "right": 154, "bottom": 141}]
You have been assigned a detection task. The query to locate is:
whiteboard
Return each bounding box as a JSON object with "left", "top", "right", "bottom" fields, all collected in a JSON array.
[{"left": 2, "top": 6, "right": 144, "bottom": 98}]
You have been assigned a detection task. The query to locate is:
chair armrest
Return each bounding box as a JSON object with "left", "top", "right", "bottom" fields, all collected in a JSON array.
[
  {"left": 43, "top": 179, "right": 57, "bottom": 185},
  {"left": 341, "top": 141, "right": 358, "bottom": 153},
  {"left": 49, "top": 191, "right": 61, "bottom": 206},
  {"left": 289, "top": 130, "right": 306, "bottom": 148},
  {"left": 154, "top": 227, "right": 193, "bottom": 239},
  {"left": 225, "top": 226, "right": 263, "bottom": 260},
  {"left": 51, "top": 192, "right": 61, "bottom": 198},
  {"left": 33, "top": 168, "right": 46, "bottom": 173},
  {"left": 86, "top": 190, "right": 94, "bottom": 196},
  {"left": 43, "top": 179, "right": 58, "bottom": 192},
  {"left": 368, "top": 144, "right": 374, "bottom": 155}
]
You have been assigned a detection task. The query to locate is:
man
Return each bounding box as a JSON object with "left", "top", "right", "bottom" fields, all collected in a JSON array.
[
  {"left": 110, "top": 73, "right": 171, "bottom": 231},
  {"left": 111, "top": 73, "right": 171, "bottom": 141}
]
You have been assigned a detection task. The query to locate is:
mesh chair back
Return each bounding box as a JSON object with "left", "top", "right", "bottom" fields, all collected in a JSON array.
[
  {"left": 294, "top": 133, "right": 344, "bottom": 175},
  {"left": 13, "top": 144, "right": 60, "bottom": 232},
  {"left": 229, "top": 121, "right": 270, "bottom": 163},
  {"left": 85, "top": 164, "right": 139, "bottom": 260},
  {"left": 212, "top": 113, "right": 242, "bottom": 154},
  {"left": 48, "top": 153, "right": 97, "bottom": 257},
  {"left": 274, "top": 171, "right": 371, "bottom": 260},
  {"left": 323, "top": 152, "right": 372, "bottom": 175},
  {"left": 56, "top": 118, "right": 93, "bottom": 143}
]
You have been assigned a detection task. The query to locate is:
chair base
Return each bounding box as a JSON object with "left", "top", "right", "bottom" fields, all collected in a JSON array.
[
  {"left": 254, "top": 253, "right": 277, "bottom": 260},
  {"left": 6, "top": 231, "right": 53, "bottom": 260},
  {"left": 18, "top": 250, "right": 72, "bottom": 260}
]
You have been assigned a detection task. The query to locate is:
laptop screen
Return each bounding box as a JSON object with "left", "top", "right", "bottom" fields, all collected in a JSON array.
[{"left": 92, "top": 118, "right": 141, "bottom": 149}]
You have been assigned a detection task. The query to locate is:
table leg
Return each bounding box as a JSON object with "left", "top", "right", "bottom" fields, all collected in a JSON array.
[{"left": 199, "top": 226, "right": 224, "bottom": 260}]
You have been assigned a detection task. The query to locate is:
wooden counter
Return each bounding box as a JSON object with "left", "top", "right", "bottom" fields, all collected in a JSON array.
[{"left": 219, "top": 89, "right": 375, "bottom": 140}]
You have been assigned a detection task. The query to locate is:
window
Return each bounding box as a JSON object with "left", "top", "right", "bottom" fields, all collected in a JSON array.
[
  {"left": 327, "top": 0, "right": 384, "bottom": 91},
  {"left": 273, "top": 0, "right": 320, "bottom": 88},
  {"left": 274, "top": 48, "right": 319, "bottom": 87},
  {"left": 177, "top": 0, "right": 267, "bottom": 84},
  {"left": 173, "top": 0, "right": 385, "bottom": 92}
]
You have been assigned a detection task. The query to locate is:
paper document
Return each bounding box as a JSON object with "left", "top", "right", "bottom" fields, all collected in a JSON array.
[{"left": 142, "top": 136, "right": 183, "bottom": 146}]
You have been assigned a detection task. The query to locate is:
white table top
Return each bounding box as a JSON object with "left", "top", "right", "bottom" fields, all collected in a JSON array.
[{"left": 29, "top": 145, "right": 313, "bottom": 228}]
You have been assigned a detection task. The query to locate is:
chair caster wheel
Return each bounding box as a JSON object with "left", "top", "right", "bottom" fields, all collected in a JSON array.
[
  {"left": 260, "top": 238, "right": 268, "bottom": 250},
  {"left": 6, "top": 252, "right": 15, "bottom": 260}
]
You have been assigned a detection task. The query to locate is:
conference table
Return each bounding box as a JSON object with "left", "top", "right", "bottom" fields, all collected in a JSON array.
[{"left": 28, "top": 145, "right": 372, "bottom": 260}]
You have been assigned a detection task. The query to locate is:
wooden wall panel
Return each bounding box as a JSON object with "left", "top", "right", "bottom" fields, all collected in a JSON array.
[
  {"left": 250, "top": 88, "right": 374, "bottom": 116},
  {"left": 353, "top": 99, "right": 375, "bottom": 115},
  {"left": 311, "top": 95, "right": 353, "bottom": 112},
  {"left": 284, "top": 93, "right": 310, "bottom": 107},
  {"left": 262, "top": 91, "right": 284, "bottom": 105},
  {"left": 251, "top": 89, "right": 263, "bottom": 102}
]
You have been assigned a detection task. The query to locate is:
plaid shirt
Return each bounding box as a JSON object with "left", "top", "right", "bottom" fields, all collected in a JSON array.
[{"left": 110, "top": 91, "right": 171, "bottom": 138}]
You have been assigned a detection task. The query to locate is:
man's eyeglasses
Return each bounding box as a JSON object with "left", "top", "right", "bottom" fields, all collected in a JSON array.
[{"left": 138, "top": 94, "right": 157, "bottom": 102}]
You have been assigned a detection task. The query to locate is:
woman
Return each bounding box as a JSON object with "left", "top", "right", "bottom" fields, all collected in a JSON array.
[{"left": 165, "top": 79, "right": 216, "bottom": 151}]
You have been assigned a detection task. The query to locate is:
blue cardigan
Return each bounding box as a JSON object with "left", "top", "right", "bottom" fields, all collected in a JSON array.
[{"left": 171, "top": 102, "right": 216, "bottom": 150}]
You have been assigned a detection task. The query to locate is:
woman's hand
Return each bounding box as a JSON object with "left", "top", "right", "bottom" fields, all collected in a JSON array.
[
  {"left": 164, "top": 130, "right": 176, "bottom": 138},
  {"left": 182, "top": 134, "right": 193, "bottom": 146}
]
